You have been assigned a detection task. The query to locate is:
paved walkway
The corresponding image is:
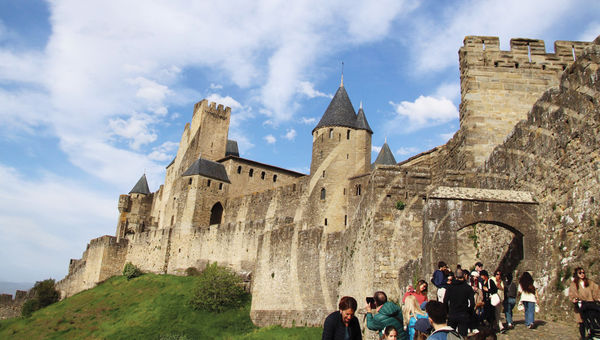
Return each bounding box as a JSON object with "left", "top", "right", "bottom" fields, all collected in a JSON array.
[{"left": 494, "top": 318, "right": 580, "bottom": 340}]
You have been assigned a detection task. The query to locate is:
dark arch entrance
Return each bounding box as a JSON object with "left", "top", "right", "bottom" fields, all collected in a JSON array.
[
  {"left": 210, "top": 202, "right": 223, "bottom": 225},
  {"left": 422, "top": 186, "right": 538, "bottom": 278}
]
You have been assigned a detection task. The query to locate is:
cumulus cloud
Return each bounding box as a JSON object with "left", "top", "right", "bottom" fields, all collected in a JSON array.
[
  {"left": 209, "top": 83, "right": 223, "bottom": 90},
  {"left": 148, "top": 141, "right": 179, "bottom": 162},
  {"left": 301, "top": 117, "right": 317, "bottom": 125},
  {"left": 372, "top": 145, "right": 382, "bottom": 153},
  {"left": 389, "top": 95, "right": 458, "bottom": 132},
  {"left": 283, "top": 129, "right": 297, "bottom": 141},
  {"left": 109, "top": 114, "right": 158, "bottom": 150},
  {"left": 396, "top": 146, "right": 420, "bottom": 156},
  {"left": 297, "top": 81, "right": 332, "bottom": 99},
  {"left": 264, "top": 134, "right": 276, "bottom": 144}
]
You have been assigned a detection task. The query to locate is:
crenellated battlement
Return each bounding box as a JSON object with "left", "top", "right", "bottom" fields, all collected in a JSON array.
[
  {"left": 193, "top": 99, "right": 231, "bottom": 120},
  {"left": 461, "top": 36, "right": 593, "bottom": 71}
]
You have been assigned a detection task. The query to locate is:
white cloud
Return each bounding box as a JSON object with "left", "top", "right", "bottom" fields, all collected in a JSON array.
[
  {"left": 209, "top": 83, "right": 223, "bottom": 90},
  {"left": 109, "top": 114, "right": 158, "bottom": 150},
  {"left": 396, "top": 147, "right": 420, "bottom": 156},
  {"left": 579, "top": 22, "right": 600, "bottom": 42},
  {"left": 301, "top": 117, "right": 317, "bottom": 125},
  {"left": 283, "top": 129, "right": 297, "bottom": 141},
  {"left": 0, "top": 165, "right": 116, "bottom": 282},
  {"left": 372, "top": 145, "right": 382, "bottom": 153},
  {"left": 264, "top": 134, "right": 276, "bottom": 144},
  {"left": 389, "top": 95, "right": 458, "bottom": 132},
  {"left": 128, "top": 76, "right": 172, "bottom": 103},
  {"left": 434, "top": 82, "right": 460, "bottom": 102},
  {"left": 205, "top": 93, "right": 243, "bottom": 111},
  {"left": 148, "top": 141, "right": 179, "bottom": 162},
  {"left": 297, "top": 81, "right": 332, "bottom": 99}
]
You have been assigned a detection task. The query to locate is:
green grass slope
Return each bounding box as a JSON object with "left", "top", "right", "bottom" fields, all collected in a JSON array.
[{"left": 0, "top": 274, "right": 322, "bottom": 340}]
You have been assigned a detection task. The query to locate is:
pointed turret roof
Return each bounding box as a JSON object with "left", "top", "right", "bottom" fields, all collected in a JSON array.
[
  {"left": 225, "top": 139, "right": 239, "bottom": 157},
  {"left": 373, "top": 142, "right": 397, "bottom": 167},
  {"left": 356, "top": 102, "right": 373, "bottom": 134},
  {"left": 182, "top": 157, "right": 231, "bottom": 183},
  {"left": 129, "top": 174, "right": 151, "bottom": 195},
  {"left": 313, "top": 85, "right": 357, "bottom": 132}
]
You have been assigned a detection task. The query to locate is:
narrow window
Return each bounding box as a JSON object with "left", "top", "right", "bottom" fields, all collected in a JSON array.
[
  {"left": 346, "top": 154, "right": 349, "bottom": 159},
  {"left": 219, "top": 183, "right": 223, "bottom": 190},
  {"left": 292, "top": 183, "right": 296, "bottom": 191},
  {"left": 237, "top": 166, "right": 242, "bottom": 174},
  {"left": 344, "top": 215, "right": 347, "bottom": 226},
  {"left": 207, "top": 179, "right": 211, "bottom": 187},
  {"left": 320, "top": 188, "right": 326, "bottom": 200},
  {"left": 347, "top": 130, "right": 350, "bottom": 139},
  {"left": 329, "top": 129, "right": 333, "bottom": 138},
  {"left": 356, "top": 184, "right": 361, "bottom": 196},
  {"left": 273, "top": 175, "right": 277, "bottom": 182},
  {"left": 170, "top": 215, "right": 174, "bottom": 226},
  {"left": 261, "top": 171, "right": 265, "bottom": 180},
  {"left": 343, "top": 188, "right": 346, "bottom": 195},
  {"left": 338, "top": 133, "right": 341, "bottom": 141},
  {"left": 324, "top": 218, "right": 328, "bottom": 226},
  {"left": 249, "top": 169, "right": 254, "bottom": 177},
  {"left": 188, "top": 178, "right": 193, "bottom": 185},
  {"left": 322, "top": 170, "right": 325, "bottom": 178}
]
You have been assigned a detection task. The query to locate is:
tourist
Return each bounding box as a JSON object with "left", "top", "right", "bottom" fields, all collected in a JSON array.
[
  {"left": 366, "top": 291, "right": 408, "bottom": 340},
  {"left": 490, "top": 270, "right": 505, "bottom": 331},
  {"left": 443, "top": 268, "right": 475, "bottom": 336},
  {"left": 470, "top": 273, "right": 484, "bottom": 329},
  {"left": 503, "top": 272, "right": 517, "bottom": 329},
  {"left": 479, "top": 270, "right": 497, "bottom": 328},
  {"left": 432, "top": 261, "right": 449, "bottom": 300},
  {"left": 322, "top": 296, "right": 362, "bottom": 340},
  {"left": 402, "top": 295, "right": 428, "bottom": 340},
  {"left": 517, "top": 271, "right": 538, "bottom": 329},
  {"left": 568, "top": 267, "right": 600, "bottom": 339},
  {"left": 425, "top": 301, "right": 463, "bottom": 339},
  {"left": 404, "top": 279, "right": 428, "bottom": 304},
  {"left": 382, "top": 325, "right": 398, "bottom": 340},
  {"left": 413, "top": 318, "right": 432, "bottom": 340}
]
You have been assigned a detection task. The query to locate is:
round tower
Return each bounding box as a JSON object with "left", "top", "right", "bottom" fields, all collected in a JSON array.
[{"left": 309, "top": 80, "right": 372, "bottom": 232}]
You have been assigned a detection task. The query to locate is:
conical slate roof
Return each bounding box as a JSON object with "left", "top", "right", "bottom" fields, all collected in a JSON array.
[
  {"left": 373, "top": 142, "right": 397, "bottom": 166},
  {"left": 313, "top": 86, "right": 357, "bottom": 132},
  {"left": 356, "top": 106, "right": 373, "bottom": 134},
  {"left": 182, "top": 158, "right": 231, "bottom": 183},
  {"left": 129, "top": 174, "right": 151, "bottom": 195}
]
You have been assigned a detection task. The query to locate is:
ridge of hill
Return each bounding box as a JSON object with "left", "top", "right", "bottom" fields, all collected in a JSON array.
[{"left": 0, "top": 274, "right": 321, "bottom": 339}]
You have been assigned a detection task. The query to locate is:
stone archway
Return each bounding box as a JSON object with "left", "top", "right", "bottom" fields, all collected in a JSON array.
[
  {"left": 210, "top": 202, "right": 223, "bottom": 225},
  {"left": 423, "top": 186, "right": 538, "bottom": 277}
]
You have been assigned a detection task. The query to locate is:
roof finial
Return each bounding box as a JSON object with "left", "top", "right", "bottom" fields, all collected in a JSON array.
[
  {"left": 360, "top": 101, "right": 363, "bottom": 110},
  {"left": 340, "top": 61, "right": 344, "bottom": 87},
  {"left": 385, "top": 136, "right": 387, "bottom": 144}
]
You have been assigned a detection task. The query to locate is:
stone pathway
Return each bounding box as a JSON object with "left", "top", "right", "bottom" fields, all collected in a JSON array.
[{"left": 494, "top": 319, "right": 579, "bottom": 340}]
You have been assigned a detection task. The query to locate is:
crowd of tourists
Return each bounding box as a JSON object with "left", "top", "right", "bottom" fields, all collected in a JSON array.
[{"left": 322, "top": 262, "right": 600, "bottom": 340}]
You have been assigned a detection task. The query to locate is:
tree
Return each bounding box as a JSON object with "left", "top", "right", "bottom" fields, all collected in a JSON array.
[
  {"left": 21, "top": 279, "right": 60, "bottom": 317},
  {"left": 189, "top": 263, "right": 249, "bottom": 312},
  {"left": 122, "top": 262, "right": 142, "bottom": 280}
]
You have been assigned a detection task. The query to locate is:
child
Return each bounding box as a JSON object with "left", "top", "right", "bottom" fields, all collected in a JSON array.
[{"left": 382, "top": 325, "right": 398, "bottom": 340}]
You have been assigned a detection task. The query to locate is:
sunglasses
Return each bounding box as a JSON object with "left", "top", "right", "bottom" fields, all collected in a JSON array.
[{"left": 578, "top": 271, "right": 585, "bottom": 274}]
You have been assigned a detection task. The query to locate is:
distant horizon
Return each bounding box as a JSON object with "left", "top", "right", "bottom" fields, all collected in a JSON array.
[{"left": 0, "top": 281, "right": 34, "bottom": 296}]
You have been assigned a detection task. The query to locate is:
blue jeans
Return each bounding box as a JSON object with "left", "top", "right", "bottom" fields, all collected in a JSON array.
[
  {"left": 504, "top": 297, "right": 516, "bottom": 325},
  {"left": 523, "top": 301, "right": 535, "bottom": 326}
]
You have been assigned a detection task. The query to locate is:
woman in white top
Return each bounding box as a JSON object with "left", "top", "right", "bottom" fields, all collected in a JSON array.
[{"left": 518, "top": 271, "right": 537, "bottom": 329}]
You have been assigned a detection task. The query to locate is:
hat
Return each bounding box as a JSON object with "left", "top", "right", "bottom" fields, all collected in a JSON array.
[
  {"left": 420, "top": 301, "right": 428, "bottom": 310},
  {"left": 471, "top": 270, "right": 479, "bottom": 277},
  {"left": 480, "top": 270, "right": 489, "bottom": 277},
  {"left": 414, "top": 318, "right": 432, "bottom": 333}
]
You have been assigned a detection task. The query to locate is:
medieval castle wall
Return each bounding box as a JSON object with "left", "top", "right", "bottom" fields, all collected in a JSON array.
[{"left": 53, "top": 35, "right": 600, "bottom": 328}]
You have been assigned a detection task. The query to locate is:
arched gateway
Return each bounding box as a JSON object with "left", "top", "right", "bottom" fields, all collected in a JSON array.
[{"left": 422, "top": 186, "right": 538, "bottom": 276}]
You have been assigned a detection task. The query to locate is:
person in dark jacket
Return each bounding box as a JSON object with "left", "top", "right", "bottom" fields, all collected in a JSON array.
[
  {"left": 322, "top": 296, "right": 362, "bottom": 340},
  {"left": 366, "top": 291, "right": 408, "bottom": 340},
  {"left": 443, "top": 268, "right": 475, "bottom": 336},
  {"left": 480, "top": 270, "right": 498, "bottom": 327},
  {"left": 503, "top": 272, "right": 517, "bottom": 329}
]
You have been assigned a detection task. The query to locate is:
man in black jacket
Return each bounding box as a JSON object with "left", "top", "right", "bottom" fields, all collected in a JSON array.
[
  {"left": 443, "top": 268, "right": 475, "bottom": 336},
  {"left": 322, "top": 296, "right": 362, "bottom": 340}
]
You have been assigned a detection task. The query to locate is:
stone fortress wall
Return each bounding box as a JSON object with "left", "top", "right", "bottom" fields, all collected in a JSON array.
[{"left": 55, "top": 34, "right": 600, "bottom": 327}]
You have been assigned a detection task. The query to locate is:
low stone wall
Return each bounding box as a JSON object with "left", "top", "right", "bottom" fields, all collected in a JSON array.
[{"left": 0, "top": 290, "right": 28, "bottom": 319}]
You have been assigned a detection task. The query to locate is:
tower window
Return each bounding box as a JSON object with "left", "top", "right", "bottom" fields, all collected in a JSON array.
[
  {"left": 249, "top": 169, "right": 254, "bottom": 177},
  {"left": 329, "top": 129, "right": 333, "bottom": 138},
  {"left": 344, "top": 215, "right": 347, "bottom": 226},
  {"left": 343, "top": 188, "right": 346, "bottom": 195},
  {"left": 237, "top": 166, "right": 242, "bottom": 174},
  {"left": 356, "top": 184, "right": 361, "bottom": 196},
  {"left": 207, "top": 179, "right": 211, "bottom": 187},
  {"left": 324, "top": 218, "right": 328, "bottom": 226},
  {"left": 273, "top": 175, "right": 277, "bottom": 182},
  {"left": 347, "top": 130, "right": 350, "bottom": 139},
  {"left": 322, "top": 170, "right": 325, "bottom": 178},
  {"left": 320, "top": 188, "right": 326, "bottom": 200},
  {"left": 188, "top": 178, "right": 193, "bottom": 185},
  {"left": 261, "top": 171, "right": 266, "bottom": 180},
  {"left": 219, "top": 183, "right": 223, "bottom": 190}
]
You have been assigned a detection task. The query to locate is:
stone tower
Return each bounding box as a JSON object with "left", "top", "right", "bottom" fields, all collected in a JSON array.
[
  {"left": 309, "top": 80, "right": 372, "bottom": 232},
  {"left": 116, "top": 174, "right": 153, "bottom": 241}
]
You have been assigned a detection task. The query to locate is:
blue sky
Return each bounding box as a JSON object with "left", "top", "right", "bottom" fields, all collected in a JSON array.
[{"left": 0, "top": 0, "right": 598, "bottom": 285}]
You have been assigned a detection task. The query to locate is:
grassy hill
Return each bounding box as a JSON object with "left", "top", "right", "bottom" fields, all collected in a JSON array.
[{"left": 0, "top": 274, "right": 322, "bottom": 339}]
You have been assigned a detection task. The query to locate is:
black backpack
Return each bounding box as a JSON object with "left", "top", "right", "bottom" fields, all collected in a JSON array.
[{"left": 579, "top": 301, "right": 600, "bottom": 338}]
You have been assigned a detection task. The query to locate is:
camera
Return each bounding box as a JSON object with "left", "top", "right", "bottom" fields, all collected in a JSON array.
[{"left": 366, "top": 297, "right": 375, "bottom": 309}]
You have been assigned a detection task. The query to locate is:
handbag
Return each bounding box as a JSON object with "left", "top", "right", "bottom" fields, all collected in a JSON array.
[{"left": 488, "top": 280, "right": 501, "bottom": 306}]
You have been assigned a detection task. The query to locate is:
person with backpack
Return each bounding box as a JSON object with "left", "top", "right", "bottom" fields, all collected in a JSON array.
[
  {"left": 443, "top": 268, "right": 475, "bottom": 337},
  {"left": 366, "top": 291, "right": 409, "bottom": 340},
  {"left": 425, "top": 301, "right": 463, "bottom": 340},
  {"left": 568, "top": 267, "right": 600, "bottom": 339}
]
